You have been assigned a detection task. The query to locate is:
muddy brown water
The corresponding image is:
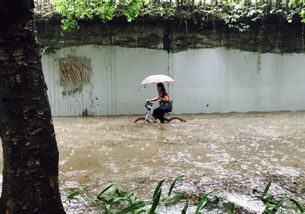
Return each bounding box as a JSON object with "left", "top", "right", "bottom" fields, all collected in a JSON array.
[{"left": 1, "top": 112, "right": 305, "bottom": 213}]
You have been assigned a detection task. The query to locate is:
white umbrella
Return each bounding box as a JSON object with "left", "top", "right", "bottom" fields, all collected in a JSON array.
[{"left": 140, "top": 74, "right": 175, "bottom": 85}]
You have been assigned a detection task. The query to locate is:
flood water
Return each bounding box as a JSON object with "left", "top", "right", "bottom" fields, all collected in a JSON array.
[{"left": 1, "top": 112, "right": 305, "bottom": 213}]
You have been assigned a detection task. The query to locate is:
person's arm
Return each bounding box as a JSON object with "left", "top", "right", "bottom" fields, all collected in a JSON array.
[{"left": 146, "top": 96, "right": 160, "bottom": 102}]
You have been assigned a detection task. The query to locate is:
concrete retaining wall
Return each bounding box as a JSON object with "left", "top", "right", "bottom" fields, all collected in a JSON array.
[{"left": 42, "top": 45, "right": 305, "bottom": 116}]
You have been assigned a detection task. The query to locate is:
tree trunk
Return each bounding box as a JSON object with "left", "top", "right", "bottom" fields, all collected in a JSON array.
[{"left": 0, "top": 1, "right": 66, "bottom": 213}]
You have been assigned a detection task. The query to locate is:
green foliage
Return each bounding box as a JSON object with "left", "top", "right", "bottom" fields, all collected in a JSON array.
[
  {"left": 68, "top": 178, "right": 305, "bottom": 214},
  {"left": 221, "top": 1, "right": 305, "bottom": 31},
  {"left": 67, "top": 176, "right": 186, "bottom": 213},
  {"left": 55, "top": 0, "right": 147, "bottom": 29},
  {"left": 168, "top": 176, "right": 183, "bottom": 197},
  {"left": 142, "top": 4, "right": 177, "bottom": 18},
  {"left": 147, "top": 179, "right": 163, "bottom": 214},
  {"left": 162, "top": 176, "right": 187, "bottom": 206},
  {"left": 54, "top": 0, "right": 305, "bottom": 31},
  {"left": 289, "top": 0, "right": 305, "bottom": 22},
  {"left": 220, "top": 0, "right": 239, "bottom": 5},
  {"left": 55, "top": 0, "right": 92, "bottom": 29},
  {"left": 301, "top": 9, "right": 305, "bottom": 22},
  {"left": 253, "top": 181, "right": 305, "bottom": 214},
  {"left": 289, "top": 199, "right": 305, "bottom": 213},
  {"left": 67, "top": 187, "right": 87, "bottom": 199},
  {"left": 226, "top": 201, "right": 237, "bottom": 214},
  {"left": 194, "top": 189, "right": 227, "bottom": 213},
  {"left": 180, "top": 200, "right": 188, "bottom": 214},
  {"left": 289, "top": 0, "right": 305, "bottom": 7},
  {"left": 96, "top": 0, "right": 117, "bottom": 22},
  {"left": 55, "top": 0, "right": 117, "bottom": 29},
  {"left": 195, "top": 193, "right": 209, "bottom": 213},
  {"left": 124, "top": 0, "right": 149, "bottom": 22},
  {"left": 67, "top": 176, "right": 238, "bottom": 213},
  {"left": 223, "top": 3, "right": 265, "bottom": 31}
]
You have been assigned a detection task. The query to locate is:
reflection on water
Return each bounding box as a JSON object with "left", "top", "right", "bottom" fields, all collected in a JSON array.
[{"left": 1, "top": 112, "right": 305, "bottom": 213}]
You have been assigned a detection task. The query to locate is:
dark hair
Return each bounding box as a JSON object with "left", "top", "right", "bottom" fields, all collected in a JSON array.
[{"left": 157, "top": 83, "right": 168, "bottom": 98}]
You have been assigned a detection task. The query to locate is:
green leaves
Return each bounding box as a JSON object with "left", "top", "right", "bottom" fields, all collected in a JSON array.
[
  {"left": 260, "top": 181, "right": 272, "bottom": 202},
  {"left": 54, "top": 0, "right": 305, "bottom": 30},
  {"left": 97, "top": 0, "right": 117, "bottom": 22},
  {"left": 67, "top": 179, "right": 304, "bottom": 214},
  {"left": 289, "top": 0, "right": 305, "bottom": 7},
  {"left": 286, "top": 0, "right": 305, "bottom": 22},
  {"left": 223, "top": 3, "right": 265, "bottom": 31},
  {"left": 181, "top": 200, "right": 188, "bottom": 214},
  {"left": 168, "top": 176, "right": 184, "bottom": 197},
  {"left": 255, "top": 181, "right": 305, "bottom": 214},
  {"left": 124, "top": 0, "right": 149, "bottom": 22},
  {"left": 300, "top": 9, "right": 305, "bottom": 22},
  {"left": 67, "top": 187, "right": 87, "bottom": 199},
  {"left": 162, "top": 176, "right": 187, "bottom": 207},
  {"left": 195, "top": 193, "right": 209, "bottom": 213},
  {"left": 55, "top": 0, "right": 94, "bottom": 29},
  {"left": 289, "top": 199, "right": 305, "bottom": 213},
  {"left": 66, "top": 176, "right": 185, "bottom": 213},
  {"left": 55, "top": 0, "right": 147, "bottom": 29},
  {"left": 117, "top": 201, "right": 150, "bottom": 214}
]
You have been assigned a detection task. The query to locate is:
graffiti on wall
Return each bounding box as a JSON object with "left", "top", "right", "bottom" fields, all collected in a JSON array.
[{"left": 58, "top": 56, "right": 92, "bottom": 95}]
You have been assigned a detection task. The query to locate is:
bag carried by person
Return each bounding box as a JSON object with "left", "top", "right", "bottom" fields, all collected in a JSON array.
[{"left": 159, "top": 100, "right": 173, "bottom": 111}]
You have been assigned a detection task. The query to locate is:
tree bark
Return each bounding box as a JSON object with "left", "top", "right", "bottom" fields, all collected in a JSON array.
[{"left": 0, "top": 0, "right": 66, "bottom": 213}]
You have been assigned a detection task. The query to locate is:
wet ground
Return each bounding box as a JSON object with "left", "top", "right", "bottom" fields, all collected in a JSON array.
[{"left": 1, "top": 112, "right": 305, "bottom": 213}]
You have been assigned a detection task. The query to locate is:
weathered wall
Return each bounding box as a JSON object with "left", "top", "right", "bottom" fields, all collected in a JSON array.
[
  {"left": 42, "top": 45, "right": 305, "bottom": 116},
  {"left": 42, "top": 45, "right": 168, "bottom": 116},
  {"left": 36, "top": 16, "right": 305, "bottom": 54},
  {"left": 172, "top": 49, "right": 305, "bottom": 113}
]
